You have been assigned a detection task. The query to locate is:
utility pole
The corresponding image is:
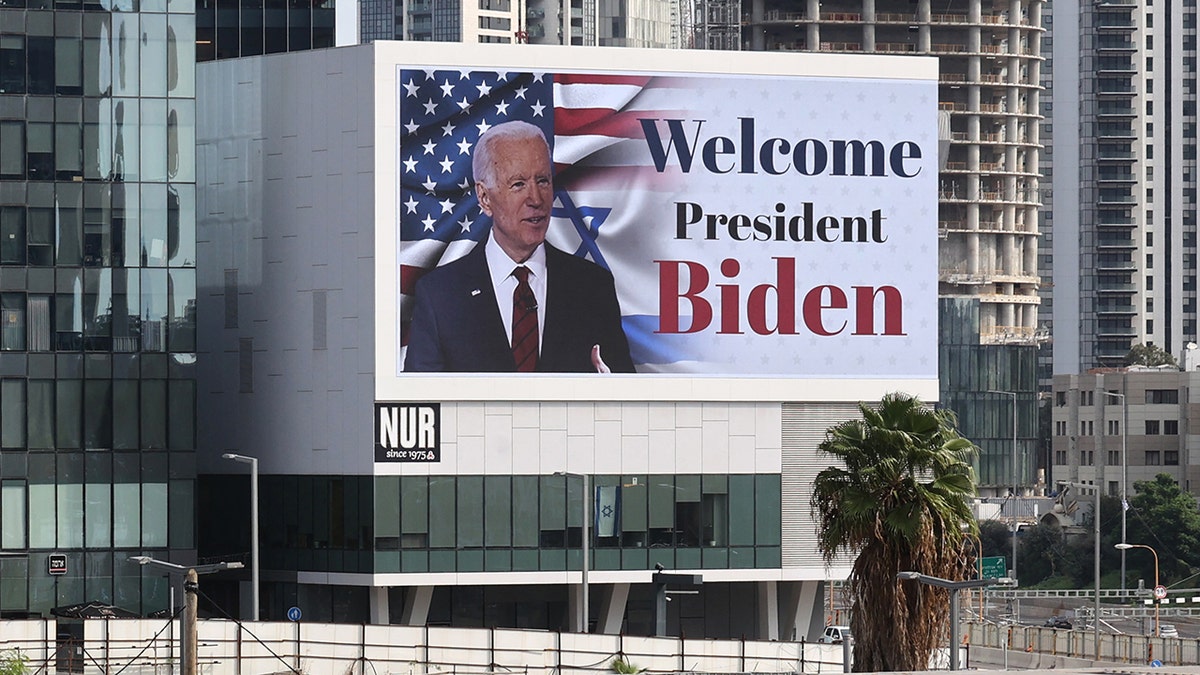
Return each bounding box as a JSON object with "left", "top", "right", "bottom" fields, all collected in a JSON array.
[{"left": 184, "top": 568, "right": 198, "bottom": 675}]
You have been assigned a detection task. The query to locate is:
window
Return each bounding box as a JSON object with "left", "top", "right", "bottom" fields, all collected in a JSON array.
[
  {"left": 1165, "top": 450, "right": 1180, "bottom": 465},
  {"left": 1146, "top": 389, "right": 1179, "bottom": 404},
  {"left": 1083, "top": 450, "right": 1095, "bottom": 465},
  {"left": 0, "top": 294, "right": 24, "bottom": 350},
  {"left": 1146, "top": 420, "right": 1161, "bottom": 435},
  {"left": 1108, "top": 450, "right": 1120, "bottom": 465},
  {"left": 1081, "top": 420, "right": 1094, "bottom": 436},
  {"left": 1054, "top": 449, "right": 1067, "bottom": 465},
  {"left": 1055, "top": 420, "right": 1067, "bottom": 435},
  {"left": 1165, "top": 420, "right": 1179, "bottom": 434},
  {"left": 1083, "top": 390, "right": 1095, "bottom": 405},
  {"left": 1146, "top": 451, "right": 1161, "bottom": 465},
  {"left": 478, "top": 16, "right": 512, "bottom": 30},
  {"left": 1108, "top": 420, "right": 1121, "bottom": 435},
  {"left": 1055, "top": 391, "right": 1067, "bottom": 406}
]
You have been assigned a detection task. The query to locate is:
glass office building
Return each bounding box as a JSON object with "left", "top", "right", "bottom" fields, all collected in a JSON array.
[{"left": 0, "top": 0, "right": 196, "bottom": 617}]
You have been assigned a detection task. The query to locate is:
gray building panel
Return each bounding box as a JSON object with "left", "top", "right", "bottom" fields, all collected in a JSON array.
[{"left": 196, "top": 48, "right": 377, "bottom": 478}]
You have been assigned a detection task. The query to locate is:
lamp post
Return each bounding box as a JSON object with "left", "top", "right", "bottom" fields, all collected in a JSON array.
[
  {"left": 988, "top": 389, "right": 1019, "bottom": 582},
  {"left": 554, "top": 471, "right": 590, "bottom": 633},
  {"left": 1116, "top": 543, "right": 1160, "bottom": 636},
  {"left": 128, "top": 556, "right": 243, "bottom": 675},
  {"left": 223, "top": 453, "right": 260, "bottom": 621},
  {"left": 896, "top": 571, "right": 1010, "bottom": 671},
  {"left": 1103, "top": 391, "right": 1128, "bottom": 592},
  {"left": 1061, "top": 482, "right": 1101, "bottom": 660}
]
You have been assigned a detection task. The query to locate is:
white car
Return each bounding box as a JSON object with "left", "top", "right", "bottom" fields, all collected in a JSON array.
[
  {"left": 1160, "top": 624, "right": 1179, "bottom": 638},
  {"left": 819, "top": 625, "right": 852, "bottom": 644}
]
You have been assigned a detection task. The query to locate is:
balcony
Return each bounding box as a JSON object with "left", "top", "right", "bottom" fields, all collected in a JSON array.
[{"left": 1097, "top": 236, "right": 1136, "bottom": 248}]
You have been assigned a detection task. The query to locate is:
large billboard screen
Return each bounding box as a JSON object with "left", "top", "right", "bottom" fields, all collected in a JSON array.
[{"left": 378, "top": 44, "right": 939, "bottom": 402}]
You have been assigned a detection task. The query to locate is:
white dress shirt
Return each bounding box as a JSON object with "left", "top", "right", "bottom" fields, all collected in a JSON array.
[{"left": 485, "top": 237, "right": 547, "bottom": 351}]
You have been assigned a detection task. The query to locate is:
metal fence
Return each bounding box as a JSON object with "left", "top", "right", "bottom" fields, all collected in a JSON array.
[{"left": 965, "top": 620, "right": 1200, "bottom": 666}]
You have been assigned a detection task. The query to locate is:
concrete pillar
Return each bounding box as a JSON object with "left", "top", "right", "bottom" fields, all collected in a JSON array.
[
  {"left": 750, "top": 0, "right": 765, "bottom": 51},
  {"left": 568, "top": 583, "right": 586, "bottom": 633},
  {"left": 369, "top": 586, "right": 389, "bottom": 625},
  {"left": 595, "top": 583, "right": 630, "bottom": 634},
  {"left": 400, "top": 586, "right": 434, "bottom": 625},
  {"left": 779, "top": 580, "right": 823, "bottom": 642},
  {"left": 807, "top": 0, "right": 820, "bottom": 49},
  {"left": 757, "top": 581, "right": 780, "bottom": 641}
]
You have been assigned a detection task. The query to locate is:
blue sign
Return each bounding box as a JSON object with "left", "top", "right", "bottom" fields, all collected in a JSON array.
[
  {"left": 1150, "top": 660, "right": 1163, "bottom": 668},
  {"left": 287, "top": 606, "right": 302, "bottom": 622}
]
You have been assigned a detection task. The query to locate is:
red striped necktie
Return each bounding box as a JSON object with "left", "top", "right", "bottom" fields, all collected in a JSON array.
[{"left": 511, "top": 266, "right": 538, "bottom": 372}]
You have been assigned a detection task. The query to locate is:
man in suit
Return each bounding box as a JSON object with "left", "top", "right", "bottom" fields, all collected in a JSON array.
[{"left": 404, "top": 121, "right": 635, "bottom": 373}]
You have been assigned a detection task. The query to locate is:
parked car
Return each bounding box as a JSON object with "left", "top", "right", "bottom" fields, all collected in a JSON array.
[
  {"left": 1043, "top": 616, "right": 1072, "bottom": 629},
  {"left": 819, "top": 625, "right": 852, "bottom": 644},
  {"left": 1160, "top": 624, "right": 1179, "bottom": 638}
]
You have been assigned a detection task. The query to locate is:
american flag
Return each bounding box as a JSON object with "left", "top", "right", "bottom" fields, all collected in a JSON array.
[{"left": 397, "top": 67, "right": 684, "bottom": 362}]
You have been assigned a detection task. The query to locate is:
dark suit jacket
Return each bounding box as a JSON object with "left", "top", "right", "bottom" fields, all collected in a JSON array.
[{"left": 404, "top": 241, "right": 635, "bottom": 373}]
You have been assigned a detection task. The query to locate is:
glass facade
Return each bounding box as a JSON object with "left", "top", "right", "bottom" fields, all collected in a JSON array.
[
  {"left": 195, "top": 0, "right": 334, "bottom": 62},
  {"left": 939, "top": 298, "right": 1040, "bottom": 489},
  {"left": 0, "top": 0, "right": 195, "bottom": 618},
  {"left": 200, "top": 472, "right": 781, "bottom": 620}
]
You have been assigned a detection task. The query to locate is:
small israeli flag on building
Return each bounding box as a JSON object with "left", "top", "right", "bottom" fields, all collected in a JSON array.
[{"left": 596, "top": 486, "right": 620, "bottom": 538}]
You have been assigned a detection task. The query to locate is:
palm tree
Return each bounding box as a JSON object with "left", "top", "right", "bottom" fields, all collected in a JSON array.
[{"left": 811, "top": 392, "right": 978, "bottom": 672}]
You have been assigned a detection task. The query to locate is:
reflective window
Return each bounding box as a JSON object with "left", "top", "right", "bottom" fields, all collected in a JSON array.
[
  {"left": 0, "top": 36, "right": 27, "bottom": 94},
  {"left": 55, "top": 38, "right": 81, "bottom": 95},
  {"left": 1, "top": 294, "right": 25, "bottom": 350},
  {"left": 85, "top": 481, "right": 111, "bottom": 548},
  {"left": 55, "top": 379, "right": 81, "bottom": 448},
  {"left": 140, "top": 14, "right": 168, "bottom": 97},
  {"left": 27, "top": 381, "right": 53, "bottom": 449},
  {"left": 142, "top": 483, "right": 167, "bottom": 547},
  {"left": 140, "top": 379, "right": 166, "bottom": 449},
  {"left": 141, "top": 269, "right": 167, "bottom": 351},
  {"left": 0, "top": 122, "right": 24, "bottom": 179},
  {"left": 28, "top": 484, "right": 55, "bottom": 548},
  {"left": 168, "top": 268, "right": 194, "bottom": 351},
  {"left": 1, "top": 482, "right": 26, "bottom": 549},
  {"left": 139, "top": 98, "right": 166, "bottom": 182},
  {"left": 57, "top": 483, "right": 83, "bottom": 548},
  {"left": 167, "top": 101, "right": 194, "bottom": 182}
]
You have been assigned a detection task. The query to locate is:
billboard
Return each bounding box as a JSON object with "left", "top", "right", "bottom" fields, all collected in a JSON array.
[{"left": 378, "top": 44, "right": 939, "bottom": 402}]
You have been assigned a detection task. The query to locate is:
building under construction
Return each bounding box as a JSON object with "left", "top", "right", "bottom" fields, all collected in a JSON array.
[{"left": 739, "top": 0, "right": 1047, "bottom": 490}]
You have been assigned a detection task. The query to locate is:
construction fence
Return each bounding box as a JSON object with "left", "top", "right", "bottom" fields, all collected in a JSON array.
[{"left": 0, "top": 619, "right": 860, "bottom": 675}]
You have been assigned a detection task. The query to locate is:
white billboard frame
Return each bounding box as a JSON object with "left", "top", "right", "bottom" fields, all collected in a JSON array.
[{"left": 374, "top": 42, "right": 940, "bottom": 403}]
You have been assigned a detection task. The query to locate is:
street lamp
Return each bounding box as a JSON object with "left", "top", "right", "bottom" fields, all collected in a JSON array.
[
  {"left": 1103, "top": 390, "right": 1128, "bottom": 592},
  {"left": 1116, "top": 543, "right": 1161, "bottom": 636},
  {"left": 1061, "top": 481, "right": 1101, "bottom": 660},
  {"left": 128, "top": 556, "right": 243, "bottom": 675},
  {"left": 554, "top": 471, "right": 590, "bottom": 633},
  {"left": 895, "top": 571, "right": 1011, "bottom": 671},
  {"left": 987, "top": 389, "right": 1019, "bottom": 582},
  {"left": 223, "top": 452, "right": 260, "bottom": 621}
]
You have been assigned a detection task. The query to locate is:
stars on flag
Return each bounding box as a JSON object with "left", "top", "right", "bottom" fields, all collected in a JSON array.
[{"left": 398, "top": 69, "right": 553, "bottom": 245}]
